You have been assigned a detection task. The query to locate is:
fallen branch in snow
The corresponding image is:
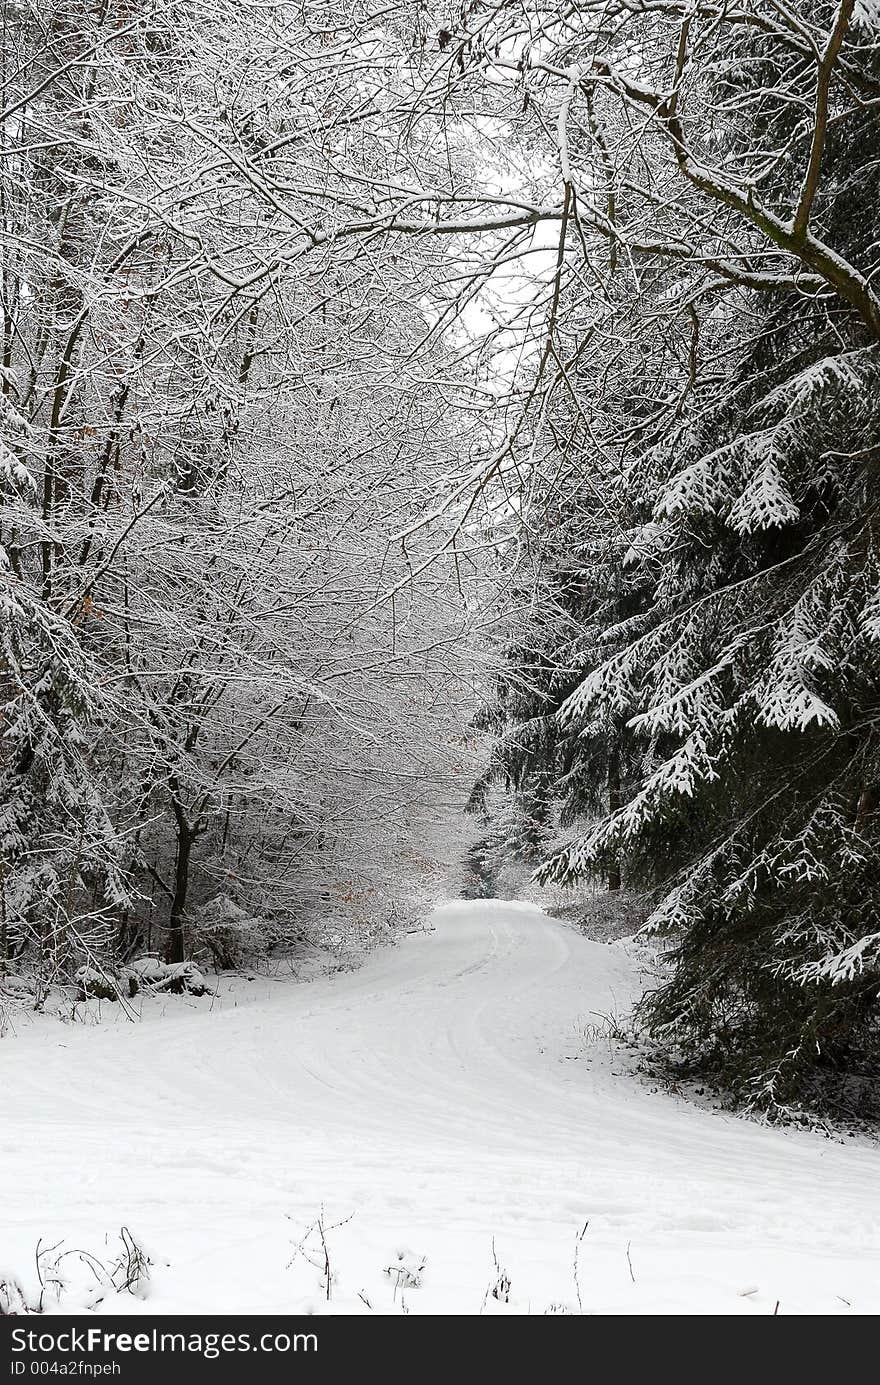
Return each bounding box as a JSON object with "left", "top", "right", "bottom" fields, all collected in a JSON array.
[{"left": 126, "top": 959, "right": 212, "bottom": 997}]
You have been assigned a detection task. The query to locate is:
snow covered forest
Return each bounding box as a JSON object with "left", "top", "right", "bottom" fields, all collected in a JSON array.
[{"left": 3, "top": 0, "right": 880, "bottom": 1321}]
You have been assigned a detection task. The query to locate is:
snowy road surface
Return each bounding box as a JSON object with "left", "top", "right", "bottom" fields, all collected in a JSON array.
[{"left": 3, "top": 899, "right": 880, "bottom": 1315}]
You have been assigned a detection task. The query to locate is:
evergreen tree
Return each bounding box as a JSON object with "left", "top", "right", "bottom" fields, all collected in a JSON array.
[
  {"left": 473, "top": 1, "right": 880, "bottom": 1108},
  {"left": 542, "top": 7, "right": 880, "bottom": 1106}
]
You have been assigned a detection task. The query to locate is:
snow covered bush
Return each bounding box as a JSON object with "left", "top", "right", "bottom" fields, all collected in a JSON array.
[
  {"left": 74, "top": 965, "right": 124, "bottom": 1003},
  {"left": 0, "top": 1273, "right": 29, "bottom": 1316},
  {"left": 189, "top": 895, "right": 278, "bottom": 970}
]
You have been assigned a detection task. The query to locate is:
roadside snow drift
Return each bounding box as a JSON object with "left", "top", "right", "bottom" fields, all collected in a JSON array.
[{"left": 3, "top": 900, "right": 880, "bottom": 1315}]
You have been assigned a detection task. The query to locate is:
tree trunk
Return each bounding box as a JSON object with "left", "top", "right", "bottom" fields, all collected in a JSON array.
[
  {"left": 166, "top": 803, "right": 194, "bottom": 964},
  {"left": 607, "top": 749, "right": 622, "bottom": 892},
  {"left": 856, "top": 784, "right": 876, "bottom": 834}
]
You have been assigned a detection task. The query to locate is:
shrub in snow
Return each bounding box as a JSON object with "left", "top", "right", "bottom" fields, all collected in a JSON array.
[
  {"left": 24, "top": 1229, "right": 152, "bottom": 1313},
  {"left": 190, "top": 894, "right": 275, "bottom": 969},
  {"left": 0, "top": 1273, "right": 29, "bottom": 1315},
  {"left": 74, "top": 965, "right": 121, "bottom": 1002},
  {"left": 556, "top": 890, "right": 650, "bottom": 943},
  {"left": 109, "top": 1227, "right": 152, "bottom": 1298},
  {"left": 0, "top": 975, "right": 34, "bottom": 997},
  {"left": 384, "top": 1248, "right": 426, "bottom": 1290}
]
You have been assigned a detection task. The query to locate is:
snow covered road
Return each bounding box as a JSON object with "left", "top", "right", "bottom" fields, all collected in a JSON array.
[{"left": 3, "top": 899, "right": 880, "bottom": 1315}]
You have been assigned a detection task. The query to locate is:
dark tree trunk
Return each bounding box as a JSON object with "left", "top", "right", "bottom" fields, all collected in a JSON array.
[
  {"left": 607, "top": 748, "right": 622, "bottom": 892},
  {"left": 166, "top": 802, "right": 195, "bottom": 964},
  {"left": 856, "top": 784, "right": 876, "bottom": 834}
]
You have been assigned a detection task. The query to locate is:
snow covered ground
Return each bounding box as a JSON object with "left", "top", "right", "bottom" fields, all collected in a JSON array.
[{"left": 3, "top": 899, "right": 880, "bottom": 1315}]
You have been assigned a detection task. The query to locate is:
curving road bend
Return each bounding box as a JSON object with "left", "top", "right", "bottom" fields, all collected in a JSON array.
[{"left": 3, "top": 900, "right": 880, "bottom": 1314}]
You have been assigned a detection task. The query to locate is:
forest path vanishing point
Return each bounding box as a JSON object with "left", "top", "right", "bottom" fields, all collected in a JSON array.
[{"left": 4, "top": 900, "right": 880, "bottom": 1315}]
